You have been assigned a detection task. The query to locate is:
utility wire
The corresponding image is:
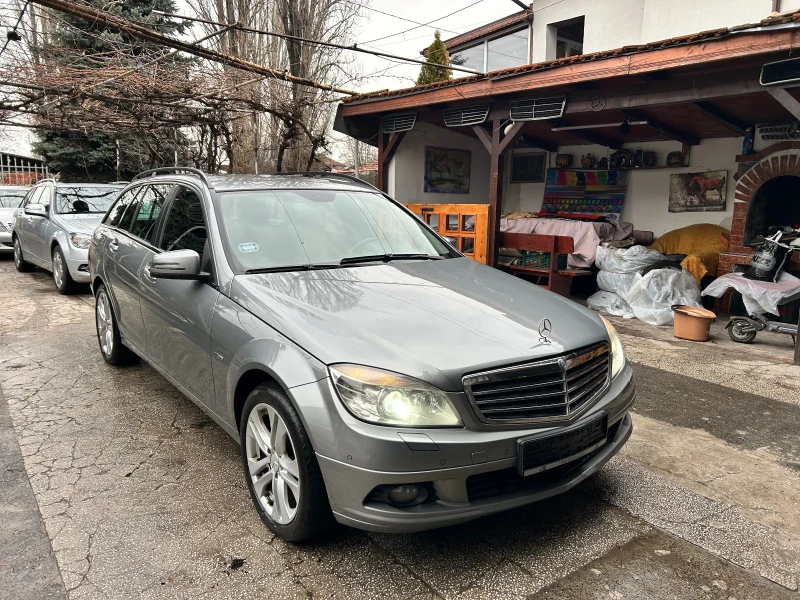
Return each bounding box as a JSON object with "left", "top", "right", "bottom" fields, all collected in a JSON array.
[
  {"left": 153, "top": 10, "right": 481, "bottom": 76},
  {"left": 345, "top": 1, "right": 461, "bottom": 37},
  {"left": 361, "top": 0, "right": 488, "bottom": 46},
  {"left": 0, "top": 1, "right": 29, "bottom": 59}
]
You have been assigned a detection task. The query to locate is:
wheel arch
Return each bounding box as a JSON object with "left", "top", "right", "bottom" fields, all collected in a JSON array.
[{"left": 233, "top": 368, "right": 284, "bottom": 431}]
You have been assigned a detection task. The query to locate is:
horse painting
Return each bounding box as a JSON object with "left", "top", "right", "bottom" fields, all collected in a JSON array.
[{"left": 669, "top": 170, "right": 728, "bottom": 212}]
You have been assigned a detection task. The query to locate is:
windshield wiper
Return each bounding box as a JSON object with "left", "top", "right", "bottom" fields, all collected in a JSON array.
[
  {"left": 339, "top": 253, "right": 445, "bottom": 265},
  {"left": 245, "top": 263, "right": 340, "bottom": 274}
]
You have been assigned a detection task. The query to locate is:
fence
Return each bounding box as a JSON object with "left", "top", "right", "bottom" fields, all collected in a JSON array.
[{"left": 0, "top": 153, "right": 50, "bottom": 185}]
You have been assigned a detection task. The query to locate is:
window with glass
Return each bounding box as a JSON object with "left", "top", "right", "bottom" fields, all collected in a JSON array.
[
  {"left": 0, "top": 188, "right": 29, "bottom": 208},
  {"left": 487, "top": 27, "right": 529, "bottom": 71},
  {"left": 218, "top": 190, "right": 452, "bottom": 272},
  {"left": 160, "top": 186, "right": 207, "bottom": 256},
  {"left": 105, "top": 187, "right": 140, "bottom": 227},
  {"left": 129, "top": 184, "right": 172, "bottom": 242},
  {"left": 54, "top": 186, "right": 119, "bottom": 214},
  {"left": 451, "top": 43, "right": 484, "bottom": 73}
]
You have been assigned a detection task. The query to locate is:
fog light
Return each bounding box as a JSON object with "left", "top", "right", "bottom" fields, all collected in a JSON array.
[{"left": 388, "top": 484, "right": 422, "bottom": 506}]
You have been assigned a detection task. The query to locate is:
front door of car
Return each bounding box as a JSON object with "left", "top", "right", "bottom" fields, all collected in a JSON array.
[
  {"left": 19, "top": 186, "right": 46, "bottom": 262},
  {"left": 103, "top": 184, "right": 171, "bottom": 351},
  {"left": 139, "top": 184, "right": 219, "bottom": 409},
  {"left": 29, "top": 185, "right": 53, "bottom": 262}
]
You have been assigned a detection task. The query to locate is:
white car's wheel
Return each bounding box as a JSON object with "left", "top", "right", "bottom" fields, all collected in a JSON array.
[
  {"left": 52, "top": 246, "right": 77, "bottom": 294},
  {"left": 13, "top": 237, "right": 34, "bottom": 272}
]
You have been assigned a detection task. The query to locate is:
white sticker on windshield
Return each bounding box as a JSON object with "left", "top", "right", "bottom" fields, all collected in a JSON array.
[{"left": 238, "top": 242, "right": 259, "bottom": 253}]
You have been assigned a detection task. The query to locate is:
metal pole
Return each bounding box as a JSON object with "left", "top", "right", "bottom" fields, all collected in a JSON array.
[
  {"left": 116, "top": 139, "right": 121, "bottom": 180},
  {"left": 794, "top": 310, "right": 799, "bottom": 366},
  {"left": 174, "top": 129, "right": 179, "bottom": 167}
]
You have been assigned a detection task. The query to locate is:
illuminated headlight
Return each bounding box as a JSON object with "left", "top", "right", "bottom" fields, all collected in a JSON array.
[
  {"left": 69, "top": 233, "right": 91, "bottom": 249},
  {"left": 330, "top": 364, "right": 462, "bottom": 427},
  {"left": 600, "top": 316, "right": 626, "bottom": 379}
]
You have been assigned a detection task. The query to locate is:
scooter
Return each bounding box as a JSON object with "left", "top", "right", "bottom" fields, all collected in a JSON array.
[{"left": 727, "top": 232, "right": 800, "bottom": 344}]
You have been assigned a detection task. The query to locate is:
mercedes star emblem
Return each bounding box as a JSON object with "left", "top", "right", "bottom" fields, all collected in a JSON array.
[
  {"left": 538, "top": 318, "right": 552, "bottom": 344},
  {"left": 591, "top": 96, "right": 606, "bottom": 112}
]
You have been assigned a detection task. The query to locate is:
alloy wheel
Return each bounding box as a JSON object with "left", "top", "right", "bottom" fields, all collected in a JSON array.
[
  {"left": 245, "top": 403, "right": 301, "bottom": 525},
  {"left": 13, "top": 238, "right": 21, "bottom": 268},
  {"left": 96, "top": 291, "right": 114, "bottom": 356},
  {"left": 53, "top": 250, "right": 64, "bottom": 289}
]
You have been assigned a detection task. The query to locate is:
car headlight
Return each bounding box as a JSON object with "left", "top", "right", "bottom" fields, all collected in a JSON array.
[
  {"left": 330, "top": 364, "right": 462, "bottom": 427},
  {"left": 69, "top": 233, "right": 91, "bottom": 249},
  {"left": 600, "top": 316, "right": 626, "bottom": 379}
]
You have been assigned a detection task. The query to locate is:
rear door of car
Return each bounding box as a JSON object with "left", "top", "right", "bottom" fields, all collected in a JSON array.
[
  {"left": 139, "top": 183, "right": 219, "bottom": 409},
  {"left": 104, "top": 183, "right": 173, "bottom": 351}
]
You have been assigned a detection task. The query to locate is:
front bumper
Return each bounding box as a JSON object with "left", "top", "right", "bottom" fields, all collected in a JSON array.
[
  {"left": 64, "top": 247, "right": 90, "bottom": 282},
  {"left": 307, "top": 363, "right": 635, "bottom": 533}
]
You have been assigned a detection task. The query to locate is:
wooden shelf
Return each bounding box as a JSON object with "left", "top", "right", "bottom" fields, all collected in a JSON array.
[{"left": 569, "top": 165, "right": 689, "bottom": 171}]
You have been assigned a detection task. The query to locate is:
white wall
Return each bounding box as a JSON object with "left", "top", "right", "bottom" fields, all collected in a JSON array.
[
  {"left": 503, "top": 137, "right": 742, "bottom": 238},
  {"left": 531, "top": 0, "right": 782, "bottom": 62},
  {"left": 388, "top": 122, "right": 490, "bottom": 205}
]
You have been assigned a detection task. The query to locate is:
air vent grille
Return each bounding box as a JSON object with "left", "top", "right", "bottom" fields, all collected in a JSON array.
[
  {"left": 761, "top": 58, "right": 800, "bottom": 87},
  {"left": 510, "top": 96, "right": 566, "bottom": 121},
  {"left": 380, "top": 112, "right": 417, "bottom": 133},
  {"left": 757, "top": 123, "right": 796, "bottom": 142},
  {"left": 443, "top": 105, "right": 490, "bottom": 127}
]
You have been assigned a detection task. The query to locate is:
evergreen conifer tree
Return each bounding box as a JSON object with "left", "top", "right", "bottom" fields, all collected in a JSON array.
[{"left": 417, "top": 31, "right": 452, "bottom": 86}]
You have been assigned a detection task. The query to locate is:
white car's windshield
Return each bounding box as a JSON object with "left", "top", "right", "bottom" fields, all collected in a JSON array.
[
  {"left": 0, "top": 189, "right": 28, "bottom": 208},
  {"left": 55, "top": 187, "right": 119, "bottom": 214},
  {"left": 219, "top": 190, "right": 452, "bottom": 272}
]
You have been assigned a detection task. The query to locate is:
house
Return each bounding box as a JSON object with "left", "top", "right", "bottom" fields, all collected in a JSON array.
[{"left": 335, "top": 1, "right": 800, "bottom": 292}]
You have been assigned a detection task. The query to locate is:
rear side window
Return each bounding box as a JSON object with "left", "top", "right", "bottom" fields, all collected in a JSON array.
[
  {"left": 160, "top": 186, "right": 207, "bottom": 255},
  {"left": 105, "top": 187, "right": 140, "bottom": 227},
  {"left": 128, "top": 184, "right": 173, "bottom": 242}
]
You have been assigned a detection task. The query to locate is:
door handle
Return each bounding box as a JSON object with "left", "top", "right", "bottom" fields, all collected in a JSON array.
[{"left": 108, "top": 240, "right": 119, "bottom": 253}]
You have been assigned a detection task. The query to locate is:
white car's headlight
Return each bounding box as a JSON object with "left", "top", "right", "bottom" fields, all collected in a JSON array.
[
  {"left": 600, "top": 316, "right": 626, "bottom": 379},
  {"left": 330, "top": 364, "right": 462, "bottom": 427},
  {"left": 69, "top": 233, "right": 91, "bottom": 249}
]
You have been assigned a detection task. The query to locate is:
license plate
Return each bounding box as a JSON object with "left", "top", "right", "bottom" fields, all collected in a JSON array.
[{"left": 517, "top": 413, "right": 608, "bottom": 476}]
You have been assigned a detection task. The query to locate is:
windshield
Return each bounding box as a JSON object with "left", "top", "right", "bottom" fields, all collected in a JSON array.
[
  {"left": 218, "top": 189, "right": 453, "bottom": 271},
  {"left": 55, "top": 187, "right": 119, "bottom": 214},
  {"left": 0, "top": 189, "right": 28, "bottom": 208}
]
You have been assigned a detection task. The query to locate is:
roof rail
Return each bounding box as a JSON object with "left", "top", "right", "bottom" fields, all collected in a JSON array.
[
  {"left": 108, "top": 180, "right": 130, "bottom": 185},
  {"left": 280, "top": 171, "right": 381, "bottom": 192},
  {"left": 132, "top": 167, "right": 212, "bottom": 188}
]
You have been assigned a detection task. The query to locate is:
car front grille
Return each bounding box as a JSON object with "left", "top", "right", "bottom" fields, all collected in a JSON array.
[{"left": 463, "top": 343, "right": 610, "bottom": 424}]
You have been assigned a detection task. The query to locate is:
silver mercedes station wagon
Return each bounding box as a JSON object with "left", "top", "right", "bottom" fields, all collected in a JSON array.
[{"left": 89, "top": 168, "right": 635, "bottom": 542}]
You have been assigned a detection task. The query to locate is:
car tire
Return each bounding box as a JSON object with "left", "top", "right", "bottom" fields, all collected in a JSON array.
[
  {"left": 240, "top": 384, "right": 335, "bottom": 542},
  {"left": 13, "top": 236, "right": 34, "bottom": 272},
  {"left": 52, "top": 246, "right": 77, "bottom": 295},
  {"left": 94, "top": 284, "right": 137, "bottom": 365}
]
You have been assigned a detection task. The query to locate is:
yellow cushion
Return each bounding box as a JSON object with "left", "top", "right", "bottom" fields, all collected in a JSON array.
[{"left": 649, "top": 224, "right": 730, "bottom": 282}]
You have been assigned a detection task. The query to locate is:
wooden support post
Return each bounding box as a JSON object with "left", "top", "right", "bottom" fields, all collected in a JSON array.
[
  {"left": 488, "top": 120, "right": 502, "bottom": 267},
  {"left": 377, "top": 131, "right": 406, "bottom": 193}
]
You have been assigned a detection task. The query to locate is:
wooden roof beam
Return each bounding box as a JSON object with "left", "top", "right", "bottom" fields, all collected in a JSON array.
[
  {"left": 767, "top": 87, "right": 800, "bottom": 120},
  {"left": 693, "top": 101, "right": 749, "bottom": 136},
  {"left": 627, "top": 110, "right": 699, "bottom": 145},
  {"left": 517, "top": 134, "right": 559, "bottom": 153},
  {"left": 552, "top": 120, "right": 622, "bottom": 149}
]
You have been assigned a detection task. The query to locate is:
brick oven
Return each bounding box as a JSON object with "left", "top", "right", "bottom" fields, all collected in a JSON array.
[{"left": 718, "top": 142, "right": 800, "bottom": 311}]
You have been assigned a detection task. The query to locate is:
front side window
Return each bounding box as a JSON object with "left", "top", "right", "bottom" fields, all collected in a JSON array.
[
  {"left": 129, "top": 184, "right": 172, "bottom": 242},
  {"left": 104, "top": 187, "right": 140, "bottom": 227},
  {"left": 26, "top": 186, "right": 46, "bottom": 208},
  {"left": 0, "top": 189, "right": 29, "bottom": 208},
  {"left": 160, "top": 186, "right": 207, "bottom": 255},
  {"left": 55, "top": 186, "right": 119, "bottom": 214},
  {"left": 218, "top": 189, "right": 451, "bottom": 272}
]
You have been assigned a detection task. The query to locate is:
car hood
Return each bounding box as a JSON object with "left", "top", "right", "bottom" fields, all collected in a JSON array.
[
  {"left": 54, "top": 213, "right": 104, "bottom": 235},
  {"left": 230, "top": 258, "right": 608, "bottom": 391}
]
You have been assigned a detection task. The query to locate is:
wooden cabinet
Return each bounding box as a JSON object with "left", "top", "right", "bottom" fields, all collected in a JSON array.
[{"left": 404, "top": 203, "right": 489, "bottom": 264}]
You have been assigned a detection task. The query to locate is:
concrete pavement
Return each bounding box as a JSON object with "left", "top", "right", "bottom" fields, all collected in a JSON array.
[{"left": 0, "top": 255, "right": 798, "bottom": 599}]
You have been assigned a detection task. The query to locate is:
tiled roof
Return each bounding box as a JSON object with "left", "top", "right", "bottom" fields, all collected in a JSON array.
[
  {"left": 349, "top": 9, "right": 800, "bottom": 106},
  {"left": 333, "top": 160, "right": 379, "bottom": 174},
  {"left": 421, "top": 10, "right": 531, "bottom": 56}
]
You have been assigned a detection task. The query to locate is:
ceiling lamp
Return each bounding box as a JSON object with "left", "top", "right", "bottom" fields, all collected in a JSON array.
[{"left": 618, "top": 117, "right": 632, "bottom": 135}]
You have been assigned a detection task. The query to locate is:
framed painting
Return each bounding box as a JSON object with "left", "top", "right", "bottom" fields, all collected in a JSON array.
[
  {"left": 424, "top": 147, "right": 471, "bottom": 194},
  {"left": 669, "top": 170, "right": 727, "bottom": 212}
]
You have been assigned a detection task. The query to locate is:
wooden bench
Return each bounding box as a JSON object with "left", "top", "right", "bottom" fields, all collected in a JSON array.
[{"left": 499, "top": 232, "right": 592, "bottom": 297}]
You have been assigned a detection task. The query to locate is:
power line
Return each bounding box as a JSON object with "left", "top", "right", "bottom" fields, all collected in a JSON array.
[
  {"left": 0, "top": 1, "right": 29, "bottom": 59},
  {"left": 153, "top": 11, "right": 481, "bottom": 76},
  {"left": 361, "top": 0, "right": 488, "bottom": 46},
  {"left": 346, "top": 1, "right": 461, "bottom": 37}
]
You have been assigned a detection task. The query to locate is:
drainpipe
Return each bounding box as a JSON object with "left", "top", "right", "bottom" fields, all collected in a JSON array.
[{"left": 773, "top": 0, "right": 781, "bottom": 12}]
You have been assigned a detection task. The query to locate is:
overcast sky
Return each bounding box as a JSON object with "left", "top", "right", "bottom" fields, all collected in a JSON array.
[{"left": 350, "top": 0, "right": 521, "bottom": 93}]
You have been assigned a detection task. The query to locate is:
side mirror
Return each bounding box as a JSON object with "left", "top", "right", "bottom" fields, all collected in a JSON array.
[
  {"left": 149, "top": 250, "right": 208, "bottom": 281},
  {"left": 25, "top": 203, "right": 47, "bottom": 217}
]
